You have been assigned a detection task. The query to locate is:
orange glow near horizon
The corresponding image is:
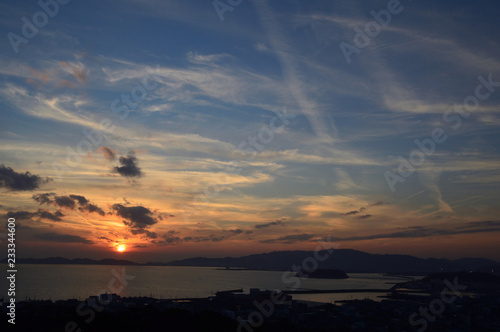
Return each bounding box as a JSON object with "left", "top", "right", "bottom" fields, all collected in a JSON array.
[{"left": 117, "top": 244, "right": 126, "bottom": 252}]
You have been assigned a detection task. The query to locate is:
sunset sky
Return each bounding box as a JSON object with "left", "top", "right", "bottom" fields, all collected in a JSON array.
[{"left": 1, "top": 0, "right": 499, "bottom": 262}]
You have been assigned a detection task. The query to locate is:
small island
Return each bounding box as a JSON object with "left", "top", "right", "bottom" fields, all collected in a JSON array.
[{"left": 295, "top": 269, "right": 349, "bottom": 279}]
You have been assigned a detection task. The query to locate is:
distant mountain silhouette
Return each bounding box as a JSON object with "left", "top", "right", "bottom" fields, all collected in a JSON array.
[
  {"left": 163, "top": 249, "right": 499, "bottom": 274},
  {"left": 3, "top": 249, "right": 498, "bottom": 274}
]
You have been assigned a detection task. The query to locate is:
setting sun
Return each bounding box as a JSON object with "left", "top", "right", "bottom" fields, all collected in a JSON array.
[{"left": 117, "top": 244, "right": 126, "bottom": 252}]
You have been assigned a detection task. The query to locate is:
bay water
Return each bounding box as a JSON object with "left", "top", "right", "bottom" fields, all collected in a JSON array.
[{"left": 1, "top": 264, "right": 401, "bottom": 303}]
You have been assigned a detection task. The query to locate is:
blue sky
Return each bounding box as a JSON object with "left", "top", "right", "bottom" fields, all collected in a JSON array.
[{"left": 1, "top": 0, "right": 500, "bottom": 262}]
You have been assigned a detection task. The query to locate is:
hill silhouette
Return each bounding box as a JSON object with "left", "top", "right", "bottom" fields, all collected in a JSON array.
[{"left": 3, "top": 249, "right": 498, "bottom": 274}]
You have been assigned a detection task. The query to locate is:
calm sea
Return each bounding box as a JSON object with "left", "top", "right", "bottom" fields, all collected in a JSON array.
[{"left": 0, "top": 264, "right": 402, "bottom": 303}]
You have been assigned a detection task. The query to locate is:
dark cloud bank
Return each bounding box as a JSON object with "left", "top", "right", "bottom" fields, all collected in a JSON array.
[{"left": 0, "top": 164, "right": 51, "bottom": 191}]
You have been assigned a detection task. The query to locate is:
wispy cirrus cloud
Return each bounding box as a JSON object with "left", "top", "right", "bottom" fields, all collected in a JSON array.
[
  {"left": 252, "top": 0, "right": 336, "bottom": 143},
  {"left": 35, "top": 232, "right": 94, "bottom": 244},
  {"left": 255, "top": 218, "right": 287, "bottom": 229},
  {"left": 260, "top": 233, "right": 315, "bottom": 244},
  {"left": 324, "top": 221, "right": 500, "bottom": 242}
]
